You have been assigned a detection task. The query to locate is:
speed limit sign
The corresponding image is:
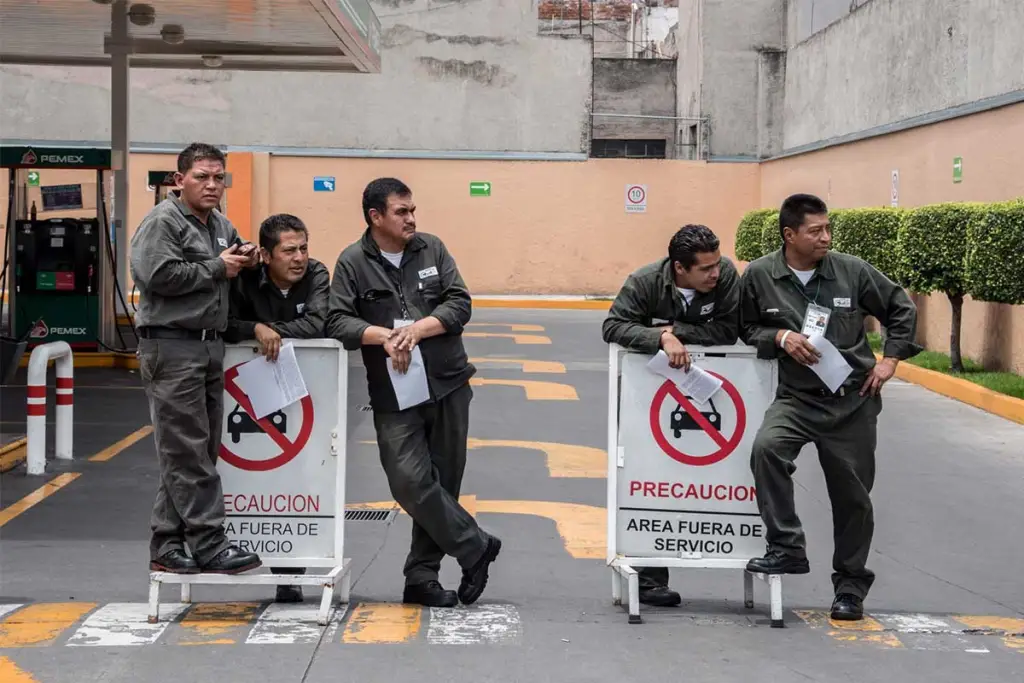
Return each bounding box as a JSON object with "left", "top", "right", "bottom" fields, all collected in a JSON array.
[{"left": 625, "top": 184, "right": 647, "bottom": 213}]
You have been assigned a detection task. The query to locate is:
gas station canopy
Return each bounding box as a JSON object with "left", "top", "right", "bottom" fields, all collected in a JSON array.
[{"left": 0, "top": 0, "right": 381, "bottom": 73}]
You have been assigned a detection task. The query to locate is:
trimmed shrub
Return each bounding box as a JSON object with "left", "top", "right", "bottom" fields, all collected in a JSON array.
[
  {"left": 759, "top": 210, "right": 782, "bottom": 256},
  {"left": 735, "top": 209, "right": 775, "bottom": 262},
  {"left": 965, "top": 200, "right": 1024, "bottom": 306},
  {"left": 830, "top": 207, "right": 904, "bottom": 283}
]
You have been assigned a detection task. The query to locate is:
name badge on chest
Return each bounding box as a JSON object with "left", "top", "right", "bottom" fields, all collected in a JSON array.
[{"left": 802, "top": 303, "right": 831, "bottom": 337}]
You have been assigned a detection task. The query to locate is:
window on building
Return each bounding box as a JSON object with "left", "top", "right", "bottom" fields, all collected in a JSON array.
[{"left": 590, "top": 139, "right": 667, "bottom": 159}]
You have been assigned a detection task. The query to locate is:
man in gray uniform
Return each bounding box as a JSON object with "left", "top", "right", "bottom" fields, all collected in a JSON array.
[
  {"left": 225, "top": 213, "right": 330, "bottom": 601},
  {"left": 131, "top": 142, "right": 262, "bottom": 575},
  {"left": 739, "top": 193, "right": 921, "bottom": 620},
  {"left": 325, "top": 177, "right": 500, "bottom": 608},
  {"left": 602, "top": 224, "right": 740, "bottom": 606}
]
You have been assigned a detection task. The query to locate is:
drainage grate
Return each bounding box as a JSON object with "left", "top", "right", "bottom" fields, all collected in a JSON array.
[
  {"left": 356, "top": 405, "right": 373, "bottom": 412},
  {"left": 344, "top": 508, "right": 397, "bottom": 523}
]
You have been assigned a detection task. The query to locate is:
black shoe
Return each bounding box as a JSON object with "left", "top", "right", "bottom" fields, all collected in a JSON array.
[
  {"left": 403, "top": 580, "right": 458, "bottom": 608},
  {"left": 639, "top": 585, "right": 682, "bottom": 607},
  {"left": 458, "top": 535, "right": 502, "bottom": 605},
  {"left": 830, "top": 593, "right": 864, "bottom": 621},
  {"left": 275, "top": 585, "right": 304, "bottom": 603},
  {"left": 746, "top": 550, "right": 810, "bottom": 575},
  {"left": 150, "top": 549, "right": 199, "bottom": 574},
  {"left": 200, "top": 545, "right": 262, "bottom": 574}
]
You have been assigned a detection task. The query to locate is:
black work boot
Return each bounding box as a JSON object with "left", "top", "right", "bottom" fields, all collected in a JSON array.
[
  {"left": 830, "top": 593, "right": 864, "bottom": 621},
  {"left": 746, "top": 550, "right": 810, "bottom": 575},
  {"left": 639, "top": 585, "right": 682, "bottom": 607},
  {"left": 458, "top": 535, "right": 502, "bottom": 605},
  {"left": 275, "top": 585, "right": 304, "bottom": 603},
  {"left": 403, "top": 580, "right": 458, "bottom": 608},
  {"left": 150, "top": 549, "right": 199, "bottom": 574},
  {"left": 200, "top": 546, "right": 262, "bottom": 574}
]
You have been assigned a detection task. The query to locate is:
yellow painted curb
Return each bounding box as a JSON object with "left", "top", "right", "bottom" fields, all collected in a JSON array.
[
  {"left": 0, "top": 439, "right": 28, "bottom": 474},
  {"left": 879, "top": 354, "right": 1024, "bottom": 425},
  {"left": 17, "top": 352, "right": 139, "bottom": 370},
  {"left": 472, "top": 298, "right": 612, "bottom": 310}
]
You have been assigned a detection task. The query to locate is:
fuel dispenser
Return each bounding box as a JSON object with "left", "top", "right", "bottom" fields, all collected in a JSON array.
[{"left": 1, "top": 146, "right": 120, "bottom": 351}]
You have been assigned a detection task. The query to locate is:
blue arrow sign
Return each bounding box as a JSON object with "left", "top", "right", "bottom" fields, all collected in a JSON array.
[{"left": 313, "top": 176, "right": 336, "bottom": 192}]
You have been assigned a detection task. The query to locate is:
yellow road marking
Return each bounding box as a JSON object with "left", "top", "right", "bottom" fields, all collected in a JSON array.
[
  {"left": 460, "top": 494, "right": 477, "bottom": 518},
  {"left": 466, "top": 323, "right": 545, "bottom": 332},
  {"left": 0, "top": 474, "right": 82, "bottom": 528},
  {"left": 463, "top": 332, "right": 551, "bottom": 345},
  {"left": 0, "top": 443, "right": 27, "bottom": 474},
  {"left": 1004, "top": 635, "right": 1024, "bottom": 653},
  {"left": 89, "top": 426, "right": 154, "bottom": 462},
  {"left": 468, "top": 358, "right": 565, "bottom": 373},
  {"left": 466, "top": 438, "right": 604, "bottom": 478},
  {"left": 470, "top": 378, "right": 578, "bottom": 400},
  {"left": 795, "top": 610, "right": 903, "bottom": 648},
  {"left": 0, "top": 656, "right": 40, "bottom": 682},
  {"left": 349, "top": 499, "right": 605, "bottom": 559},
  {"left": 0, "top": 603, "right": 97, "bottom": 648},
  {"left": 342, "top": 603, "right": 421, "bottom": 644},
  {"left": 953, "top": 616, "right": 1024, "bottom": 634},
  {"left": 177, "top": 602, "right": 262, "bottom": 645}
]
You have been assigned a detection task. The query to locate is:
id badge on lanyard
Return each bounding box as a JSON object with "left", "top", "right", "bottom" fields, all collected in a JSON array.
[{"left": 802, "top": 303, "right": 831, "bottom": 338}]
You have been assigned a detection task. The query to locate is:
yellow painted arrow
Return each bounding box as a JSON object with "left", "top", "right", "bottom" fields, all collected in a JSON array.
[
  {"left": 470, "top": 378, "right": 578, "bottom": 400},
  {"left": 466, "top": 438, "right": 604, "bottom": 478},
  {"left": 468, "top": 358, "right": 566, "bottom": 373},
  {"left": 467, "top": 323, "right": 545, "bottom": 332},
  {"left": 463, "top": 332, "right": 551, "bottom": 345}
]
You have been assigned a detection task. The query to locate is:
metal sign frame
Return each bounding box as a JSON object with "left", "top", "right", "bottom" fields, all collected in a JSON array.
[
  {"left": 147, "top": 339, "right": 351, "bottom": 626},
  {"left": 605, "top": 342, "right": 787, "bottom": 626}
]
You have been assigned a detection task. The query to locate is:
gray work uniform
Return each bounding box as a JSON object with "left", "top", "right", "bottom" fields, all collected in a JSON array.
[
  {"left": 325, "top": 228, "right": 488, "bottom": 585},
  {"left": 739, "top": 248, "right": 921, "bottom": 598},
  {"left": 130, "top": 195, "right": 246, "bottom": 565},
  {"left": 603, "top": 256, "right": 741, "bottom": 589}
]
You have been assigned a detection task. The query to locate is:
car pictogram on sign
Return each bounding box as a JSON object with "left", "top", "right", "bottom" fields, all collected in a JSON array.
[
  {"left": 650, "top": 376, "right": 746, "bottom": 467},
  {"left": 670, "top": 396, "right": 721, "bottom": 437},
  {"left": 227, "top": 404, "right": 287, "bottom": 444}
]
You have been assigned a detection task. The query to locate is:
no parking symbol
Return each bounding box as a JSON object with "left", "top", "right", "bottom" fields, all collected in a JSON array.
[{"left": 648, "top": 375, "right": 747, "bottom": 467}]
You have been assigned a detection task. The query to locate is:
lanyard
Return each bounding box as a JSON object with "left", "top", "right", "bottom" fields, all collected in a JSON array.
[{"left": 788, "top": 274, "right": 822, "bottom": 306}]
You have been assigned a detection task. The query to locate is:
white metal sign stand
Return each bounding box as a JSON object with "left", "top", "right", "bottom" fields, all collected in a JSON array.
[
  {"left": 148, "top": 339, "right": 350, "bottom": 626},
  {"left": 607, "top": 343, "right": 787, "bottom": 627}
]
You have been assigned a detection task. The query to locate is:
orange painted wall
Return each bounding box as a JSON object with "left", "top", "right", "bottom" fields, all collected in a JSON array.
[{"left": 760, "top": 103, "right": 1024, "bottom": 373}]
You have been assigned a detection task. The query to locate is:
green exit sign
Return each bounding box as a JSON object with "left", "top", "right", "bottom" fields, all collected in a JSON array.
[
  {"left": 27, "top": 171, "right": 40, "bottom": 187},
  {"left": 953, "top": 157, "right": 963, "bottom": 183},
  {"left": 469, "top": 181, "right": 491, "bottom": 197}
]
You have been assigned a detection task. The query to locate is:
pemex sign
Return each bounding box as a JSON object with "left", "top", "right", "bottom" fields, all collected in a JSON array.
[{"left": 0, "top": 146, "right": 112, "bottom": 169}]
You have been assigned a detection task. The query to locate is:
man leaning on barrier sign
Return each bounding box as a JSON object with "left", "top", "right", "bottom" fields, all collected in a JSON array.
[
  {"left": 602, "top": 223, "right": 741, "bottom": 606},
  {"left": 738, "top": 193, "right": 921, "bottom": 621}
]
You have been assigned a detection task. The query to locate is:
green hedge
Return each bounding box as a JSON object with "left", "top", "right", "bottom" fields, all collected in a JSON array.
[
  {"left": 897, "top": 202, "right": 983, "bottom": 297},
  {"left": 830, "top": 207, "right": 904, "bottom": 283},
  {"left": 735, "top": 209, "right": 775, "bottom": 262},
  {"left": 965, "top": 200, "right": 1024, "bottom": 305},
  {"left": 759, "top": 210, "right": 782, "bottom": 257}
]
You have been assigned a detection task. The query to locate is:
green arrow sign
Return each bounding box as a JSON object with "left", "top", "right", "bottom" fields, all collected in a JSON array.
[
  {"left": 27, "top": 171, "right": 40, "bottom": 187},
  {"left": 953, "top": 156, "right": 963, "bottom": 183},
  {"left": 470, "top": 181, "right": 491, "bottom": 197}
]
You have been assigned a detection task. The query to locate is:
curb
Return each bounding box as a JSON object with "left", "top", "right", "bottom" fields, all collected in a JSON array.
[
  {"left": 881, "top": 354, "right": 1024, "bottom": 425},
  {"left": 0, "top": 438, "right": 28, "bottom": 474}
]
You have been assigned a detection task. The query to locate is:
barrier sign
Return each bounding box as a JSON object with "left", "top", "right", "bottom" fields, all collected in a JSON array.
[
  {"left": 217, "top": 339, "right": 347, "bottom": 567},
  {"left": 612, "top": 347, "right": 777, "bottom": 562}
]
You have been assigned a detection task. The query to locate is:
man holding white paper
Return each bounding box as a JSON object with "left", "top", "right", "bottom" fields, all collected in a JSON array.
[
  {"left": 739, "top": 193, "right": 921, "bottom": 621},
  {"left": 602, "top": 224, "right": 741, "bottom": 607},
  {"left": 325, "top": 178, "right": 500, "bottom": 609}
]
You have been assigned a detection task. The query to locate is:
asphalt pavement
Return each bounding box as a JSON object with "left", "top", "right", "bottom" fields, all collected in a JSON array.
[{"left": 1, "top": 308, "right": 1022, "bottom": 683}]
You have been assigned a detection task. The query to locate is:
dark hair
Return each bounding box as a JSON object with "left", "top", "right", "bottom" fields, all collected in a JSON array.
[
  {"left": 177, "top": 142, "right": 226, "bottom": 174},
  {"left": 779, "top": 193, "right": 828, "bottom": 242},
  {"left": 668, "top": 224, "right": 720, "bottom": 270},
  {"left": 362, "top": 177, "right": 412, "bottom": 225},
  {"left": 259, "top": 213, "right": 308, "bottom": 252}
]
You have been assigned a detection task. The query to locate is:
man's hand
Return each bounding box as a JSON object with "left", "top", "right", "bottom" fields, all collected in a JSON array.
[
  {"left": 392, "top": 322, "right": 423, "bottom": 353},
  {"left": 237, "top": 242, "right": 260, "bottom": 268},
  {"left": 254, "top": 323, "right": 282, "bottom": 361},
  {"left": 861, "top": 357, "right": 898, "bottom": 396},
  {"left": 219, "top": 244, "right": 248, "bottom": 278},
  {"left": 777, "top": 329, "right": 822, "bottom": 366},
  {"left": 383, "top": 335, "right": 411, "bottom": 374},
  {"left": 660, "top": 329, "right": 691, "bottom": 371}
]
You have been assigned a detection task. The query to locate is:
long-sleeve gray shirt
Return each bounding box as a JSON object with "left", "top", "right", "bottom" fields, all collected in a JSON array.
[
  {"left": 739, "top": 248, "right": 922, "bottom": 392},
  {"left": 130, "top": 196, "right": 245, "bottom": 332},
  {"left": 602, "top": 256, "right": 741, "bottom": 353}
]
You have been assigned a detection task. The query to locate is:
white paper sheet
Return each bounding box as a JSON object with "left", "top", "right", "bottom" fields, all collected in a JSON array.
[
  {"left": 388, "top": 320, "right": 431, "bottom": 411},
  {"left": 806, "top": 334, "right": 854, "bottom": 393},
  {"left": 646, "top": 350, "right": 723, "bottom": 406},
  {"left": 233, "top": 342, "right": 309, "bottom": 419}
]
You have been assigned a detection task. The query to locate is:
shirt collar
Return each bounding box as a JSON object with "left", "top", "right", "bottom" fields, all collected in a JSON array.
[
  {"left": 170, "top": 194, "right": 219, "bottom": 227},
  {"left": 770, "top": 248, "right": 836, "bottom": 281}
]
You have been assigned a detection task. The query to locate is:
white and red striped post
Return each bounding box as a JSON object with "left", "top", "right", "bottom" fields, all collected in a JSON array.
[{"left": 26, "top": 341, "right": 74, "bottom": 475}]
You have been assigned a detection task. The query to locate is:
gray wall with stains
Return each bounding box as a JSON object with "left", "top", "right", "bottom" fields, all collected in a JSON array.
[
  {"left": 0, "top": 0, "right": 594, "bottom": 154},
  {"left": 591, "top": 58, "right": 678, "bottom": 155}
]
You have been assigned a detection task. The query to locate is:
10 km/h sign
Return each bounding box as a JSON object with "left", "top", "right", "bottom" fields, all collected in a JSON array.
[{"left": 625, "top": 184, "right": 647, "bottom": 213}]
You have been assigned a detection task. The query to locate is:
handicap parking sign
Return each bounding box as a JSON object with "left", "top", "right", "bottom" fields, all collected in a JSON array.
[{"left": 313, "top": 176, "right": 335, "bottom": 192}]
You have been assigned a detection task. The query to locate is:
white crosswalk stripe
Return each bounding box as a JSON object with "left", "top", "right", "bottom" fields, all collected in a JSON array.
[
  {"left": 427, "top": 604, "right": 522, "bottom": 645},
  {"left": 66, "top": 603, "right": 190, "bottom": 647},
  {"left": 0, "top": 604, "right": 24, "bottom": 620},
  {"left": 245, "top": 603, "right": 349, "bottom": 645}
]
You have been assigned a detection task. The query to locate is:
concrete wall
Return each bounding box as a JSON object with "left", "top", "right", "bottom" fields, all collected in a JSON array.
[
  {"left": 761, "top": 102, "right": 1024, "bottom": 374},
  {"left": 787, "top": 0, "right": 873, "bottom": 45},
  {"left": 783, "top": 0, "right": 1024, "bottom": 149},
  {"left": 0, "top": 0, "right": 593, "bottom": 154},
  {"left": 592, "top": 58, "right": 678, "bottom": 155}
]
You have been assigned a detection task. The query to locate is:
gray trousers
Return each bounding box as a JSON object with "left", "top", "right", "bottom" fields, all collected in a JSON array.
[
  {"left": 138, "top": 337, "right": 232, "bottom": 566},
  {"left": 373, "top": 383, "right": 488, "bottom": 586},
  {"left": 750, "top": 387, "right": 882, "bottom": 599}
]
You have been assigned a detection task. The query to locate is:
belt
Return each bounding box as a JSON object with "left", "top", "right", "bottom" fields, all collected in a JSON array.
[{"left": 138, "top": 326, "right": 221, "bottom": 341}]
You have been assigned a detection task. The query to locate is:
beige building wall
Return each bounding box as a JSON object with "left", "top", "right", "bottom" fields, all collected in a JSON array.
[{"left": 760, "top": 103, "right": 1024, "bottom": 373}]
